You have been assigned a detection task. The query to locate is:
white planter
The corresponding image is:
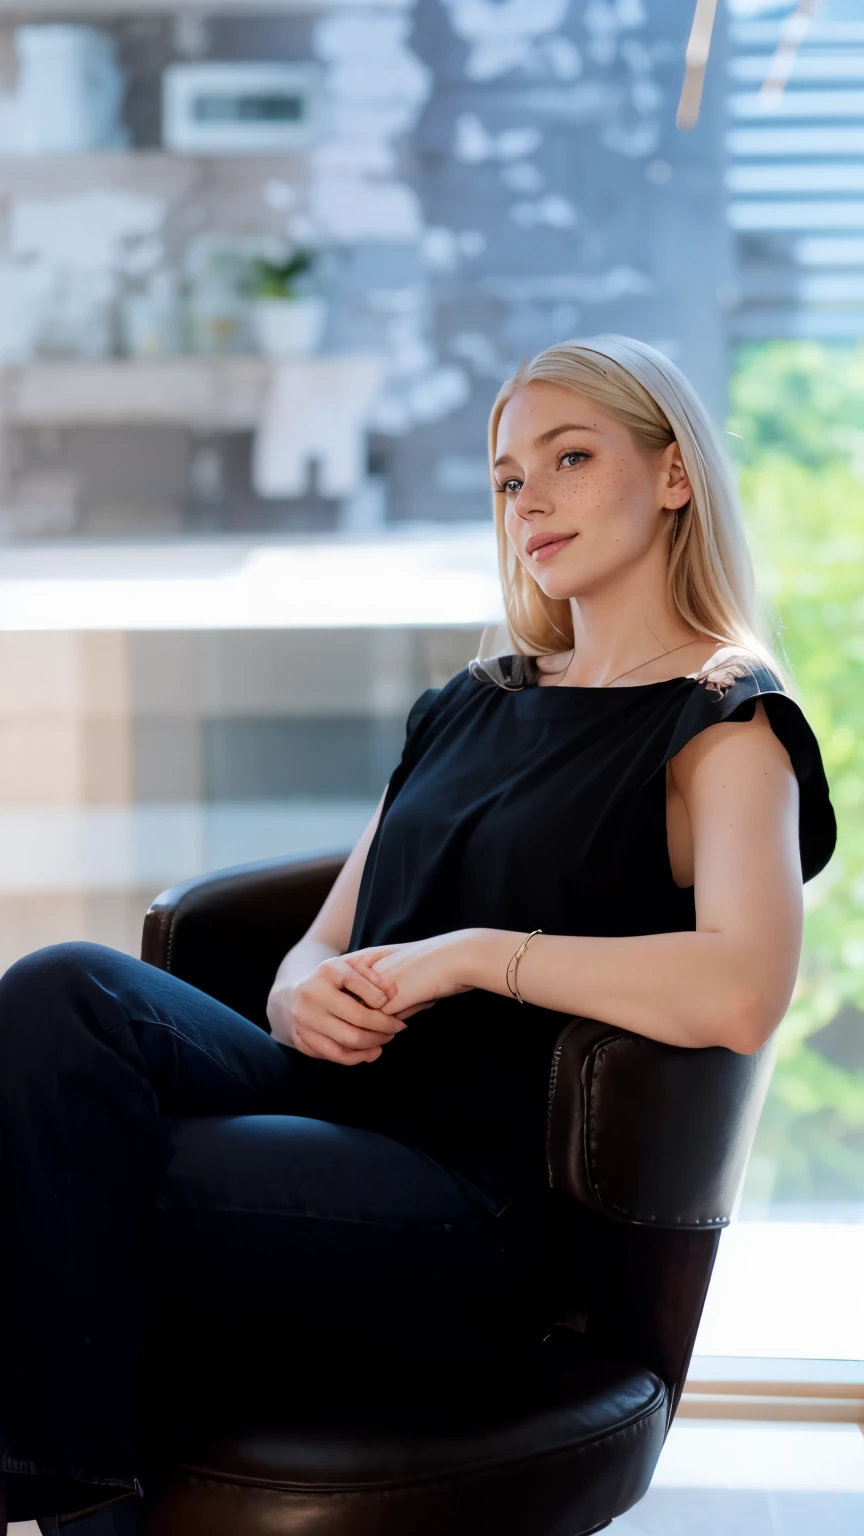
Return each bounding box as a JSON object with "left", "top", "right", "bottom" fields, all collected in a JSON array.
[{"left": 252, "top": 297, "right": 326, "bottom": 359}]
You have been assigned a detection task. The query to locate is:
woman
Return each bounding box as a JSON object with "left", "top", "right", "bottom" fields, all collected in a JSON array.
[{"left": 0, "top": 335, "right": 836, "bottom": 1533}]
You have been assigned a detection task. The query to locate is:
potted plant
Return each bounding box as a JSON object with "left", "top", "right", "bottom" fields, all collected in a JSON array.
[{"left": 249, "top": 249, "right": 326, "bottom": 358}]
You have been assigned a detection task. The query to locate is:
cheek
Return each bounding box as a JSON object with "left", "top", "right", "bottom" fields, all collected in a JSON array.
[
  {"left": 570, "top": 463, "right": 653, "bottom": 526},
  {"left": 547, "top": 467, "right": 612, "bottom": 525}
]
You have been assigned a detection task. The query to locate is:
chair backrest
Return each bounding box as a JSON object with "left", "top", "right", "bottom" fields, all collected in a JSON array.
[{"left": 143, "top": 850, "right": 775, "bottom": 1418}]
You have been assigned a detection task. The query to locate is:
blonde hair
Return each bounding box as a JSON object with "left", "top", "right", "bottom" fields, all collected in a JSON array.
[{"left": 483, "top": 333, "right": 792, "bottom": 693}]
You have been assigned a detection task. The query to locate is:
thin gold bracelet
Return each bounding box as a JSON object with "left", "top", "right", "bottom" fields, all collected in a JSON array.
[{"left": 506, "top": 929, "right": 543, "bottom": 1004}]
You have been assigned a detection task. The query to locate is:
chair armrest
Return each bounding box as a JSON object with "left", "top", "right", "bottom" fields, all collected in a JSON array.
[
  {"left": 142, "top": 849, "right": 349, "bottom": 1028},
  {"left": 546, "top": 1017, "right": 775, "bottom": 1230}
]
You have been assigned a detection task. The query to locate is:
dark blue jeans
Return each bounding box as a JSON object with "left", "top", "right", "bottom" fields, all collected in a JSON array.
[{"left": 0, "top": 943, "right": 555, "bottom": 1525}]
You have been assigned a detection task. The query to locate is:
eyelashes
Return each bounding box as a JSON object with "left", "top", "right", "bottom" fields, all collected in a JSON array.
[{"left": 494, "top": 450, "right": 591, "bottom": 495}]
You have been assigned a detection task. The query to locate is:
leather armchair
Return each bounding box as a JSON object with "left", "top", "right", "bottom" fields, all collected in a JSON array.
[{"left": 142, "top": 851, "right": 773, "bottom": 1536}]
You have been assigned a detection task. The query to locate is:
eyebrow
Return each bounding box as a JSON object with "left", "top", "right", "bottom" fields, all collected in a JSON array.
[{"left": 493, "top": 422, "right": 600, "bottom": 469}]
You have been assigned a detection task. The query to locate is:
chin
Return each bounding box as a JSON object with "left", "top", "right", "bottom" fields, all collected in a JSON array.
[{"left": 532, "top": 562, "right": 585, "bottom": 599}]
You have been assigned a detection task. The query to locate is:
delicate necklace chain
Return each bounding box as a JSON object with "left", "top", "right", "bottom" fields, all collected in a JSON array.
[{"left": 552, "top": 638, "right": 697, "bottom": 689}]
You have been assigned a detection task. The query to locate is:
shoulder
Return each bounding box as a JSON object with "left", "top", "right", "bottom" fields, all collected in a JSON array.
[
  {"left": 403, "top": 663, "right": 475, "bottom": 746},
  {"left": 683, "top": 643, "right": 768, "bottom": 692},
  {"left": 668, "top": 647, "right": 786, "bottom": 783},
  {"left": 404, "top": 685, "right": 440, "bottom": 742},
  {"left": 669, "top": 693, "right": 790, "bottom": 797},
  {"left": 664, "top": 650, "right": 836, "bottom": 883}
]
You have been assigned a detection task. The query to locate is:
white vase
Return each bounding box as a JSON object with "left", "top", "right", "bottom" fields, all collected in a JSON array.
[
  {"left": 13, "top": 25, "right": 129, "bottom": 154},
  {"left": 252, "top": 297, "right": 326, "bottom": 359}
]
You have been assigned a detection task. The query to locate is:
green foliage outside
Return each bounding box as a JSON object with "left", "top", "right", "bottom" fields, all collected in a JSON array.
[{"left": 727, "top": 341, "right": 864, "bottom": 1208}]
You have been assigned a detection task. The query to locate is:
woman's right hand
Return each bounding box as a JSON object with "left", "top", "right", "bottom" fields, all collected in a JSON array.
[{"left": 267, "top": 956, "right": 406, "bottom": 1065}]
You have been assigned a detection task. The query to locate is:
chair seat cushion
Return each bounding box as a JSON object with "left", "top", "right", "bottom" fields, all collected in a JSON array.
[{"left": 150, "top": 1346, "right": 667, "bottom": 1536}]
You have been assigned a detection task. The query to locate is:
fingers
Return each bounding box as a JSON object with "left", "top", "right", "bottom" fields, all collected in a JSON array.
[
  {"left": 318, "top": 961, "right": 406, "bottom": 1034},
  {"left": 291, "top": 956, "right": 407, "bottom": 1064},
  {"left": 293, "top": 1026, "right": 383, "bottom": 1066},
  {"left": 340, "top": 958, "right": 397, "bottom": 1011},
  {"left": 314, "top": 1013, "right": 397, "bottom": 1052},
  {"left": 325, "top": 988, "right": 407, "bottom": 1035},
  {"left": 323, "top": 957, "right": 394, "bottom": 1011}
]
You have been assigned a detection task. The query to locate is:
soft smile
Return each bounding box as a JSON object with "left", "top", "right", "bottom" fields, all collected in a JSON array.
[{"left": 529, "top": 534, "right": 577, "bottom": 562}]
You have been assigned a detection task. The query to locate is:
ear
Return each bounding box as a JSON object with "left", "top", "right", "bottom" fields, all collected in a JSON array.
[{"left": 661, "top": 442, "right": 692, "bottom": 510}]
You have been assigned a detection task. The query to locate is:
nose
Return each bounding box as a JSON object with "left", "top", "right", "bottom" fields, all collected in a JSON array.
[{"left": 512, "top": 470, "right": 554, "bottom": 520}]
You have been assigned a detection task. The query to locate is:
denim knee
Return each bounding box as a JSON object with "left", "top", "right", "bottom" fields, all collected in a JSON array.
[{"left": 0, "top": 941, "right": 118, "bottom": 1070}]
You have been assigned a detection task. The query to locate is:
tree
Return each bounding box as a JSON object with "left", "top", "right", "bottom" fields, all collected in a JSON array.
[{"left": 729, "top": 342, "right": 864, "bottom": 1207}]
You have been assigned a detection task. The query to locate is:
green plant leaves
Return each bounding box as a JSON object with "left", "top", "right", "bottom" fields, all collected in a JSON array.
[
  {"left": 249, "top": 250, "right": 314, "bottom": 301},
  {"left": 733, "top": 340, "right": 864, "bottom": 1206}
]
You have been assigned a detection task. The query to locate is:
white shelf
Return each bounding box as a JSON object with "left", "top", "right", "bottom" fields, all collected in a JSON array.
[
  {"left": 0, "top": 357, "right": 274, "bottom": 427},
  {"left": 0, "top": 354, "right": 389, "bottom": 509},
  {"left": 0, "top": 150, "right": 305, "bottom": 197},
  {"left": 0, "top": 352, "right": 387, "bottom": 430}
]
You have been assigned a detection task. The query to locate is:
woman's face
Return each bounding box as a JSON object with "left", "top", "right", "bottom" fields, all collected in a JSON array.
[{"left": 494, "top": 381, "right": 692, "bottom": 601}]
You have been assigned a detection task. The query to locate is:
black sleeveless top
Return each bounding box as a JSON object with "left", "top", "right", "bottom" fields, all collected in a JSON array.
[{"left": 308, "top": 652, "right": 836, "bottom": 1211}]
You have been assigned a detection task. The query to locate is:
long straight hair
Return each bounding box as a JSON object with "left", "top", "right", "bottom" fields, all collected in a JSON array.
[{"left": 482, "top": 334, "right": 792, "bottom": 693}]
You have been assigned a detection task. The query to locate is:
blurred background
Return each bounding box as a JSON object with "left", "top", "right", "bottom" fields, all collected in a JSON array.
[{"left": 0, "top": 0, "right": 862, "bottom": 1373}]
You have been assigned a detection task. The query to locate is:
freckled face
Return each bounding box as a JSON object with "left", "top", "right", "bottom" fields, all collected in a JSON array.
[{"left": 494, "top": 381, "right": 678, "bottom": 599}]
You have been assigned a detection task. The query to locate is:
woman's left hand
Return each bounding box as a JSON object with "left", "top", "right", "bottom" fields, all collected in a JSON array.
[{"left": 342, "top": 932, "right": 474, "bottom": 1022}]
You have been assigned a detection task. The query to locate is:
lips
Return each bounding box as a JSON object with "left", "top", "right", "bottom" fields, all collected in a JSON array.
[{"left": 527, "top": 533, "right": 577, "bottom": 559}]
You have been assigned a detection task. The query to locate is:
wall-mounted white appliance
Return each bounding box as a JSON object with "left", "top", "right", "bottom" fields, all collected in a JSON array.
[{"left": 162, "top": 63, "right": 318, "bottom": 155}]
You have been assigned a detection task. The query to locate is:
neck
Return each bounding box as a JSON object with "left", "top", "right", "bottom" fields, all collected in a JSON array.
[{"left": 560, "top": 588, "right": 698, "bottom": 689}]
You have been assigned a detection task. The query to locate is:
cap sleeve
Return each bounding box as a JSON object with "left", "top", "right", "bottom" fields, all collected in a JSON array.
[
  {"left": 663, "top": 658, "right": 837, "bottom": 884},
  {"left": 403, "top": 686, "right": 440, "bottom": 751},
  {"left": 389, "top": 685, "right": 445, "bottom": 785}
]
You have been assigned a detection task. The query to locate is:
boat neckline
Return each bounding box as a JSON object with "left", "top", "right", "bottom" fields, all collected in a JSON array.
[{"left": 516, "top": 653, "right": 702, "bottom": 691}]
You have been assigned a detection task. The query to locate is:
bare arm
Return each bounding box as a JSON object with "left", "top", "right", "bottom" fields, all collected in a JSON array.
[
  {"left": 446, "top": 699, "right": 803, "bottom": 1054},
  {"left": 269, "top": 783, "right": 389, "bottom": 996}
]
